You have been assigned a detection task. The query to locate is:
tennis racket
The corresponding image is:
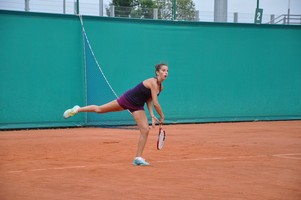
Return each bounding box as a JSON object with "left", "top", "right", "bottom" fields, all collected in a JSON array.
[
  {"left": 152, "top": 116, "right": 166, "bottom": 150},
  {"left": 157, "top": 124, "right": 166, "bottom": 150}
]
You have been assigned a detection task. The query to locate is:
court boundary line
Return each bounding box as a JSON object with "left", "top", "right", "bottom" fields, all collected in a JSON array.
[
  {"left": 6, "top": 153, "right": 301, "bottom": 174},
  {"left": 272, "top": 153, "right": 301, "bottom": 160}
]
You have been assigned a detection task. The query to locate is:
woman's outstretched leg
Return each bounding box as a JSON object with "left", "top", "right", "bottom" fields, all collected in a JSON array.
[{"left": 63, "top": 100, "right": 124, "bottom": 118}]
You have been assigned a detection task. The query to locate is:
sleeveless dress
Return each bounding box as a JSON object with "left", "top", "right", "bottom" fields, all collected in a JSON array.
[{"left": 117, "top": 82, "right": 152, "bottom": 113}]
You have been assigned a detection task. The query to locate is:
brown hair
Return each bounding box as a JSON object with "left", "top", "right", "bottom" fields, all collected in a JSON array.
[{"left": 155, "top": 63, "right": 167, "bottom": 75}]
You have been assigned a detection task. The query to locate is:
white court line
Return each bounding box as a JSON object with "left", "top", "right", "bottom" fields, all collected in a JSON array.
[
  {"left": 7, "top": 163, "right": 123, "bottom": 174},
  {"left": 30, "top": 165, "right": 87, "bottom": 172},
  {"left": 154, "top": 155, "right": 267, "bottom": 163},
  {"left": 6, "top": 153, "right": 300, "bottom": 174},
  {"left": 272, "top": 153, "right": 301, "bottom": 160}
]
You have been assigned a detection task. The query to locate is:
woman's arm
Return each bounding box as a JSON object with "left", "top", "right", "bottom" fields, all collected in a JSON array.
[
  {"left": 146, "top": 98, "right": 157, "bottom": 128},
  {"left": 149, "top": 80, "right": 164, "bottom": 124}
]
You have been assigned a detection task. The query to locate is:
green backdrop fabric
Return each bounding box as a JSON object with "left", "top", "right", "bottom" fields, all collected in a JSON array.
[
  {"left": 1, "top": 10, "right": 300, "bottom": 129},
  {"left": 0, "top": 11, "right": 85, "bottom": 128}
]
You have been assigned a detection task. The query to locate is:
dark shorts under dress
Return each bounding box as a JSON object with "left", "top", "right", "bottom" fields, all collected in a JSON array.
[
  {"left": 116, "top": 82, "right": 152, "bottom": 113},
  {"left": 117, "top": 94, "right": 144, "bottom": 113}
]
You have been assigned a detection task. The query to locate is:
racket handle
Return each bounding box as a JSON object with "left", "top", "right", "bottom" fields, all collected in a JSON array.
[{"left": 152, "top": 115, "right": 163, "bottom": 126}]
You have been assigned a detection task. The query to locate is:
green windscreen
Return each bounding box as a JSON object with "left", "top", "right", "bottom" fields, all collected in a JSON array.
[{"left": 1, "top": 10, "right": 300, "bottom": 129}]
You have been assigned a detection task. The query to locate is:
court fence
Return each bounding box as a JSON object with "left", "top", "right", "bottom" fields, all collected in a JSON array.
[
  {"left": 1, "top": 0, "right": 300, "bottom": 24},
  {"left": 0, "top": 10, "right": 301, "bottom": 129}
]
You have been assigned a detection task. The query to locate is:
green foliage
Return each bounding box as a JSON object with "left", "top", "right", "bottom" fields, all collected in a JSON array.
[
  {"left": 177, "top": 0, "right": 196, "bottom": 20},
  {"left": 107, "top": 0, "right": 196, "bottom": 20},
  {"left": 112, "top": 0, "right": 133, "bottom": 17},
  {"left": 131, "top": 0, "right": 156, "bottom": 19}
]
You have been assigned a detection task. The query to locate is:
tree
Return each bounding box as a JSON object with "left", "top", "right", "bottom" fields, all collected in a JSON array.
[
  {"left": 153, "top": 0, "right": 173, "bottom": 20},
  {"left": 108, "top": 0, "right": 133, "bottom": 17},
  {"left": 107, "top": 0, "right": 196, "bottom": 20},
  {"left": 131, "top": 0, "right": 156, "bottom": 19},
  {"left": 176, "top": 0, "right": 196, "bottom": 20},
  {"left": 154, "top": 0, "right": 196, "bottom": 20}
]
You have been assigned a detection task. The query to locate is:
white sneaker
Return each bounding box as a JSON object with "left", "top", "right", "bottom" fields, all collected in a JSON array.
[
  {"left": 63, "top": 105, "right": 80, "bottom": 119},
  {"left": 132, "top": 157, "right": 150, "bottom": 166}
]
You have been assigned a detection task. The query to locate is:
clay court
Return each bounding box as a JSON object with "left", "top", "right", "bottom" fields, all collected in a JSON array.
[{"left": 0, "top": 120, "right": 300, "bottom": 200}]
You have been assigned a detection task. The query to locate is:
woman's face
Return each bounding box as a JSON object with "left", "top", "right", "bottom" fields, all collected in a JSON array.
[{"left": 157, "top": 65, "right": 168, "bottom": 81}]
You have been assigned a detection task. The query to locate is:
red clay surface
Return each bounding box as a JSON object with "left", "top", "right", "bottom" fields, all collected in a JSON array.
[{"left": 0, "top": 121, "right": 301, "bottom": 200}]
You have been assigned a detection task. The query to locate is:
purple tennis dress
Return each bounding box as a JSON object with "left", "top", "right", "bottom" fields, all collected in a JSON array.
[{"left": 117, "top": 82, "right": 152, "bottom": 113}]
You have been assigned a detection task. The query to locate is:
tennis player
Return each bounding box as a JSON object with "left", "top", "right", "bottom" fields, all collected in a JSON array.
[{"left": 63, "top": 63, "right": 168, "bottom": 166}]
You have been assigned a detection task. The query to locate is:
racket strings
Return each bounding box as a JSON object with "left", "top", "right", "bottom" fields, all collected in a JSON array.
[{"left": 157, "top": 128, "right": 165, "bottom": 150}]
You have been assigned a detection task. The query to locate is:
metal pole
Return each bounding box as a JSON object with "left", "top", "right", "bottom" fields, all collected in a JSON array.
[
  {"left": 99, "top": 0, "right": 103, "bottom": 16},
  {"left": 254, "top": 0, "right": 262, "bottom": 24},
  {"left": 153, "top": 8, "right": 158, "bottom": 20},
  {"left": 173, "top": 0, "right": 177, "bottom": 20},
  {"left": 77, "top": 0, "right": 79, "bottom": 15},
  {"left": 270, "top": 14, "right": 275, "bottom": 24},
  {"left": 214, "top": 0, "right": 228, "bottom": 22},
  {"left": 287, "top": 0, "right": 290, "bottom": 24},
  {"left": 195, "top": 10, "right": 199, "bottom": 21},
  {"left": 63, "top": 0, "right": 66, "bottom": 14},
  {"left": 25, "top": 0, "right": 30, "bottom": 12},
  {"left": 110, "top": 5, "right": 115, "bottom": 17},
  {"left": 74, "top": 0, "right": 79, "bottom": 15},
  {"left": 234, "top": 12, "right": 238, "bottom": 23}
]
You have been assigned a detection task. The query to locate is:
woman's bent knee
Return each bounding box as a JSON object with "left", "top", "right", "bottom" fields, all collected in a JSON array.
[{"left": 140, "top": 126, "right": 150, "bottom": 135}]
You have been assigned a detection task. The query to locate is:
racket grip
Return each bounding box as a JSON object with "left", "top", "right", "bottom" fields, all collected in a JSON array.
[{"left": 152, "top": 116, "right": 163, "bottom": 126}]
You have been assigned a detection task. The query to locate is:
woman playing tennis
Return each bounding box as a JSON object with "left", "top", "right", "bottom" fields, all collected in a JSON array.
[{"left": 63, "top": 63, "right": 168, "bottom": 166}]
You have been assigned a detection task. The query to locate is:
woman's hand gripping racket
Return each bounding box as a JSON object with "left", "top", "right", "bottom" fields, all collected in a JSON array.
[{"left": 152, "top": 116, "right": 166, "bottom": 150}]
